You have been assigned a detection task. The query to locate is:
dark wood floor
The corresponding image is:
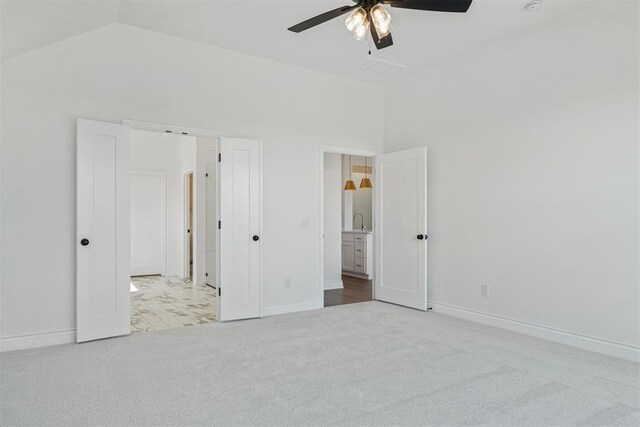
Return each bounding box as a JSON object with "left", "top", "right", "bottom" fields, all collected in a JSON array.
[{"left": 324, "top": 275, "right": 372, "bottom": 307}]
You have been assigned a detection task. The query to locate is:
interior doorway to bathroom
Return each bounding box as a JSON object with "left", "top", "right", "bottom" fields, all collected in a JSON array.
[{"left": 321, "top": 149, "right": 376, "bottom": 308}]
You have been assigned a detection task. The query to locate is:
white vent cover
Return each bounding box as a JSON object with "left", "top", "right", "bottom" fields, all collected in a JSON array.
[
  {"left": 524, "top": 0, "right": 543, "bottom": 12},
  {"left": 354, "top": 55, "right": 407, "bottom": 79}
]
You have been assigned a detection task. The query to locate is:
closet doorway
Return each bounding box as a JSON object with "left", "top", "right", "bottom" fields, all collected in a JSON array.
[
  {"left": 128, "top": 129, "right": 217, "bottom": 334},
  {"left": 76, "top": 119, "right": 262, "bottom": 343}
]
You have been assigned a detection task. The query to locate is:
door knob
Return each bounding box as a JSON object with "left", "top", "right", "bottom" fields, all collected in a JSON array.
[
  {"left": 417, "top": 234, "right": 424, "bottom": 240},
  {"left": 80, "top": 238, "right": 90, "bottom": 246},
  {"left": 252, "top": 235, "right": 260, "bottom": 241}
]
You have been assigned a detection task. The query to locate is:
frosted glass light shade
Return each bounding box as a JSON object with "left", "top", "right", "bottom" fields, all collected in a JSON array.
[
  {"left": 370, "top": 4, "right": 391, "bottom": 38},
  {"left": 345, "top": 8, "right": 367, "bottom": 32}
]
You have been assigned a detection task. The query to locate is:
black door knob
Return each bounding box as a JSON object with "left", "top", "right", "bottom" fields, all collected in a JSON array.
[
  {"left": 417, "top": 234, "right": 424, "bottom": 240},
  {"left": 80, "top": 238, "right": 90, "bottom": 246},
  {"left": 252, "top": 235, "right": 260, "bottom": 241}
]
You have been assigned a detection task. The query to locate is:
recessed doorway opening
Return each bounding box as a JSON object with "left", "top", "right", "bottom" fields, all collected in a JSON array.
[
  {"left": 321, "top": 149, "right": 376, "bottom": 308},
  {"left": 129, "top": 128, "right": 218, "bottom": 334}
]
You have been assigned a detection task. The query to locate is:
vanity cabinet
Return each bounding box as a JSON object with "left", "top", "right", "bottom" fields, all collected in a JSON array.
[{"left": 341, "top": 231, "right": 373, "bottom": 279}]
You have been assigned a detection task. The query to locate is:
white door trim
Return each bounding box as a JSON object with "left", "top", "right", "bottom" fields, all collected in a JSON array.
[
  {"left": 130, "top": 170, "right": 166, "bottom": 276},
  {"left": 122, "top": 120, "right": 226, "bottom": 138},
  {"left": 319, "top": 145, "right": 378, "bottom": 308},
  {"left": 182, "top": 170, "right": 194, "bottom": 279}
]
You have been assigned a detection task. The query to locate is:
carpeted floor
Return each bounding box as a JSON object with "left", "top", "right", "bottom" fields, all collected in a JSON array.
[{"left": 1, "top": 302, "right": 638, "bottom": 426}]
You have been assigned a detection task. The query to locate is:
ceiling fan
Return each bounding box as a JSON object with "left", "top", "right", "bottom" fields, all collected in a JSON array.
[{"left": 288, "top": 0, "right": 473, "bottom": 50}]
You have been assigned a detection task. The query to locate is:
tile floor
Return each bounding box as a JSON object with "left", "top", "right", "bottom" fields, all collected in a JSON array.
[{"left": 130, "top": 275, "right": 217, "bottom": 333}]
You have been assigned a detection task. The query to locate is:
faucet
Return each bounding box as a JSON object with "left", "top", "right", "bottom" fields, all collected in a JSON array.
[{"left": 353, "top": 212, "right": 365, "bottom": 231}]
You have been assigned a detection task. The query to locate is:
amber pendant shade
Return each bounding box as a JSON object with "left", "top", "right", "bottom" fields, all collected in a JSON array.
[
  {"left": 344, "top": 180, "right": 357, "bottom": 190},
  {"left": 359, "top": 177, "right": 372, "bottom": 188}
]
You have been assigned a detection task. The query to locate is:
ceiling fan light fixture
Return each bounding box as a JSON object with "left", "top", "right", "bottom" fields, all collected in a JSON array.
[
  {"left": 352, "top": 19, "right": 370, "bottom": 41},
  {"left": 345, "top": 7, "right": 367, "bottom": 32},
  {"left": 370, "top": 4, "right": 391, "bottom": 38}
]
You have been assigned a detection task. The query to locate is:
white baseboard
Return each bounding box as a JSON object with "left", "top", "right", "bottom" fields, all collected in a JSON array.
[
  {"left": 0, "top": 329, "right": 76, "bottom": 353},
  {"left": 342, "top": 271, "right": 370, "bottom": 280},
  {"left": 262, "top": 300, "right": 323, "bottom": 317},
  {"left": 429, "top": 302, "right": 640, "bottom": 363},
  {"left": 324, "top": 280, "right": 344, "bottom": 290}
]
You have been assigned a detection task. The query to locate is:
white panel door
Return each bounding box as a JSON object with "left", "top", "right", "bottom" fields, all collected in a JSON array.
[
  {"left": 77, "top": 119, "right": 130, "bottom": 342},
  {"left": 374, "top": 147, "right": 428, "bottom": 310},
  {"left": 219, "top": 138, "right": 261, "bottom": 321},
  {"left": 130, "top": 171, "right": 164, "bottom": 276}
]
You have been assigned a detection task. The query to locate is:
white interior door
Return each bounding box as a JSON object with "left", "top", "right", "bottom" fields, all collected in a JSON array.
[
  {"left": 77, "top": 119, "right": 131, "bottom": 342},
  {"left": 219, "top": 138, "right": 261, "bottom": 321},
  {"left": 374, "top": 147, "right": 428, "bottom": 310},
  {"left": 130, "top": 171, "right": 164, "bottom": 276}
]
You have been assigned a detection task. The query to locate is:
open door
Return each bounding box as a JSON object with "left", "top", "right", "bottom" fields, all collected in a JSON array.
[
  {"left": 219, "top": 138, "right": 261, "bottom": 321},
  {"left": 374, "top": 147, "right": 428, "bottom": 310},
  {"left": 77, "top": 119, "right": 131, "bottom": 342}
]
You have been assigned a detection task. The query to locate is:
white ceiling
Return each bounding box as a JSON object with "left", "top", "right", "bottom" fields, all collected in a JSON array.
[{"left": 1, "top": 0, "right": 634, "bottom": 85}]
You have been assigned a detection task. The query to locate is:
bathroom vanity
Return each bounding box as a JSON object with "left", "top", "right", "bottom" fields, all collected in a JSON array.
[{"left": 341, "top": 230, "right": 373, "bottom": 279}]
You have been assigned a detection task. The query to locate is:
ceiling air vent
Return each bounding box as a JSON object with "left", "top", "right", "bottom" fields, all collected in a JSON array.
[{"left": 354, "top": 56, "right": 407, "bottom": 79}]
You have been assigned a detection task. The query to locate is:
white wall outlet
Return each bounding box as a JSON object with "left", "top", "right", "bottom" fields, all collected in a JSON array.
[
  {"left": 300, "top": 218, "right": 310, "bottom": 229},
  {"left": 481, "top": 283, "right": 489, "bottom": 297},
  {"left": 284, "top": 277, "right": 291, "bottom": 288}
]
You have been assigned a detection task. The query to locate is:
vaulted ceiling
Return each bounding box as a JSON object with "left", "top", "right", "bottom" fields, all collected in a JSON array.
[{"left": 1, "top": 0, "right": 635, "bottom": 85}]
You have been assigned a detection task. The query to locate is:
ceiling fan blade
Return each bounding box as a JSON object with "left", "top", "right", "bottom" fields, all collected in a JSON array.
[
  {"left": 288, "top": 4, "right": 360, "bottom": 33},
  {"left": 382, "top": 0, "right": 473, "bottom": 13},
  {"left": 369, "top": 24, "right": 394, "bottom": 50}
]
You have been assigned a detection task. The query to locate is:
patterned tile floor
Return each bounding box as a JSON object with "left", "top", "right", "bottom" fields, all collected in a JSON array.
[{"left": 130, "top": 275, "right": 217, "bottom": 334}]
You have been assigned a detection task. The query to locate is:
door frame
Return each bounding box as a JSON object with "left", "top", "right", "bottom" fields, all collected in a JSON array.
[
  {"left": 182, "top": 170, "right": 194, "bottom": 279},
  {"left": 124, "top": 119, "right": 225, "bottom": 284},
  {"left": 319, "top": 145, "right": 379, "bottom": 308},
  {"left": 130, "top": 169, "right": 166, "bottom": 276}
]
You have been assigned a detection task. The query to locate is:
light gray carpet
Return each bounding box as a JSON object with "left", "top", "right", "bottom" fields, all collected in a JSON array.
[{"left": 1, "top": 302, "right": 638, "bottom": 426}]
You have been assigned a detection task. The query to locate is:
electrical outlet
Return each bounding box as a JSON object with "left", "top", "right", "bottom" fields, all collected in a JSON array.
[
  {"left": 480, "top": 283, "right": 489, "bottom": 297},
  {"left": 284, "top": 277, "right": 291, "bottom": 289}
]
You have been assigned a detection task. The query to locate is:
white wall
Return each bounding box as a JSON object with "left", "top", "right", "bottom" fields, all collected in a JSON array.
[
  {"left": 0, "top": 23, "right": 383, "bottom": 342},
  {"left": 130, "top": 129, "right": 195, "bottom": 277},
  {"left": 383, "top": 3, "right": 639, "bottom": 351},
  {"left": 341, "top": 154, "right": 353, "bottom": 231},
  {"left": 323, "top": 153, "right": 342, "bottom": 290}
]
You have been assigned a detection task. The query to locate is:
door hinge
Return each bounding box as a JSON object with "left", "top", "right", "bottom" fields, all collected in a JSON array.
[
  {"left": 218, "top": 153, "right": 221, "bottom": 162},
  {"left": 205, "top": 173, "right": 209, "bottom": 177},
  {"left": 218, "top": 287, "right": 221, "bottom": 296},
  {"left": 218, "top": 220, "right": 221, "bottom": 229},
  {"left": 205, "top": 272, "right": 208, "bottom": 277}
]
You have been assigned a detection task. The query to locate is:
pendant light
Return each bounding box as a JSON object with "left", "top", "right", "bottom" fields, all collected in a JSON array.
[
  {"left": 344, "top": 155, "right": 356, "bottom": 191},
  {"left": 360, "top": 157, "right": 372, "bottom": 189}
]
